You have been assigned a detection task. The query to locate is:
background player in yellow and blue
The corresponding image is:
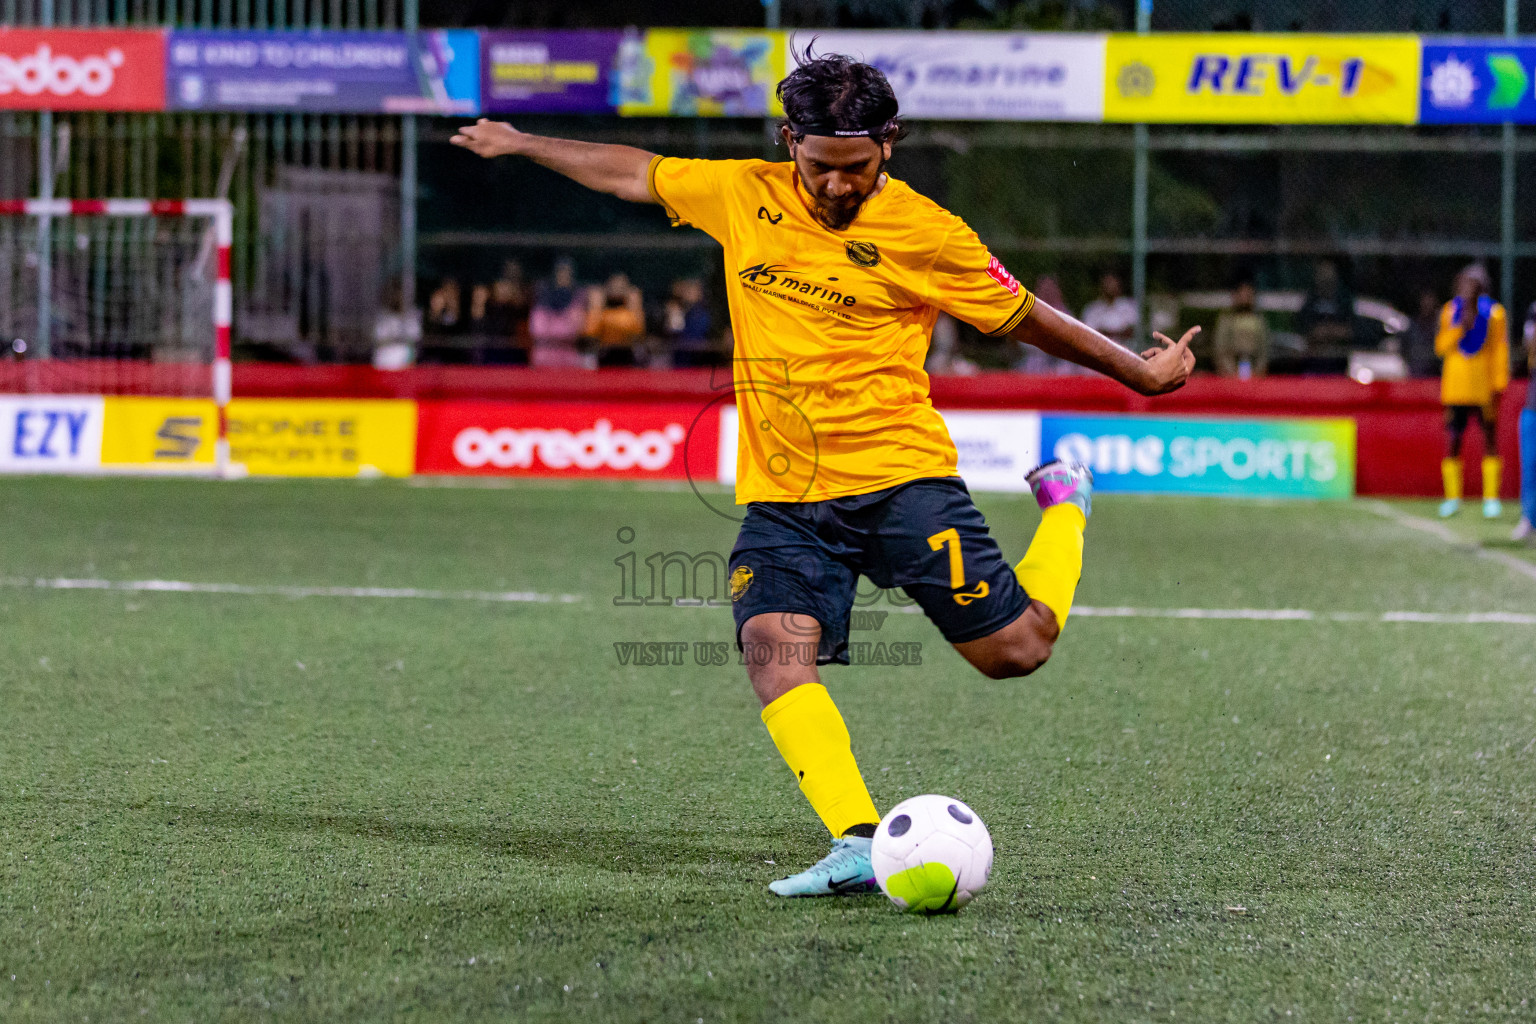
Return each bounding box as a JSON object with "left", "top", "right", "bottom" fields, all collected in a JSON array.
[
  {"left": 452, "top": 52, "right": 1197, "bottom": 896},
  {"left": 1435, "top": 263, "right": 1509, "bottom": 520}
]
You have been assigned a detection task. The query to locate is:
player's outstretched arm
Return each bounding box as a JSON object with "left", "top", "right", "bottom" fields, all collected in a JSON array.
[
  {"left": 450, "top": 119, "right": 657, "bottom": 204},
  {"left": 1011, "top": 300, "right": 1198, "bottom": 397}
]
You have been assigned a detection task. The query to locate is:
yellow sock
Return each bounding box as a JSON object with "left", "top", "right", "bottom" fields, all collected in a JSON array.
[
  {"left": 760, "top": 683, "right": 880, "bottom": 838},
  {"left": 1014, "top": 504, "right": 1087, "bottom": 630},
  {"left": 1483, "top": 456, "right": 1502, "bottom": 501},
  {"left": 1442, "top": 458, "right": 1463, "bottom": 501}
]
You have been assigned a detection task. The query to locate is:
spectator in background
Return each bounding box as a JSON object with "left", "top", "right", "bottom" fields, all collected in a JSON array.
[
  {"left": 425, "top": 278, "right": 464, "bottom": 337},
  {"left": 420, "top": 277, "right": 467, "bottom": 362},
  {"left": 588, "top": 272, "right": 646, "bottom": 368},
  {"left": 469, "top": 261, "right": 531, "bottom": 365},
  {"left": 372, "top": 278, "right": 421, "bottom": 370},
  {"left": 1212, "top": 279, "right": 1269, "bottom": 379},
  {"left": 1401, "top": 289, "right": 1442, "bottom": 378},
  {"left": 924, "top": 311, "right": 976, "bottom": 376},
  {"left": 1514, "top": 302, "right": 1536, "bottom": 542},
  {"left": 1435, "top": 262, "right": 1508, "bottom": 519},
  {"left": 664, "top": 277, "right": 717, "bottom": 368},
  {"left": 529, "top": 257, "right": 592, "bottom": 370},
  {"left": 1297, "top": 260, "right": 1356, "bottom": 354},
  {"left": 1080, "top": 270, "right": 1138, "bottom": 349},
  {"left": 1016, "top": 275, "right": 1081, "bottom": 375}
]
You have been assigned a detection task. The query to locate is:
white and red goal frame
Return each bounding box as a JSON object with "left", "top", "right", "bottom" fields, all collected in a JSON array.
[{"left": 0, "top": 197, "right": 234, "bottom": 474}]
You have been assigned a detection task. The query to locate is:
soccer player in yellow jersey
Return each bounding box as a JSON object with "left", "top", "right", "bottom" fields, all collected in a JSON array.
[
  {"left": 453, "top": 52, "right": 1197, "bottom": 896},
  {"left": 1435, "top": 263, "right": 1509, "bottom": 519}
]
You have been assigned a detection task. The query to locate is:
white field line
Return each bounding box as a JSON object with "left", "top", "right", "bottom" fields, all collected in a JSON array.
[
  {"left": 5, "top": 576, "right": 1531, "bottom": 624},
  {"left": 883, "top": 602, "right": 1535, "bottom": 625},
  {"left": 2, "top": 576, "right": 580, "bottom": 604},
  {"left": 1360, "top": 500, "right": 1536, "bottom": 585}
]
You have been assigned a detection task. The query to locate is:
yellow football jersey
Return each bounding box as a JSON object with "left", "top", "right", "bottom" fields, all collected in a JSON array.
[
  {"left": 1436, "top": 299, "right": 1509, "bottom": 408},
  {"left": 648, "top": 156, "right": 1034, "bottom": 503}
]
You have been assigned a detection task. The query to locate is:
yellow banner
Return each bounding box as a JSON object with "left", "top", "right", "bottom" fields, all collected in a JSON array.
[
  {"left": 1104, "top": 34, "right": 1420, "bottom": 124},
  {"left": 619, "top": 30, "right": 785, "bottom": 117},
  {"left": 102, "top": 397, "right": 417, "bottom": 478},
  {"left": 102, "top": 397, "right": 218, "bottom": 469}
]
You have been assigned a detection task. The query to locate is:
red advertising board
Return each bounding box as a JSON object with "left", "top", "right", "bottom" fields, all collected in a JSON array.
[
  {"left": 416, "top": 400, "right": 721, "bottom": 480},
  {"left": 0, "top": 29, "right": 166, "bottom": 111}
]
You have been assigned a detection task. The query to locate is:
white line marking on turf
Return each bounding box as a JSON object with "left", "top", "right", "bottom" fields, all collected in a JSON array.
[
  {"left": 2, "top": 577, "right": 580, "bottom": 604},
  {"left": 1360, "top": 500, "right": 1536, "bottom": 585},
  {"left": 7, "top": 576, "right": 1530, "bottom": 624},
  {"left": 888, "top": 602, "right": 1536, "bottom": 625}
]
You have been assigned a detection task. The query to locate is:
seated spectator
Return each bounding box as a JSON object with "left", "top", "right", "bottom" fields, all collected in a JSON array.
[
  {"left": 1212, "top": 279, "right": 1269, "bottom": 379},
  {"left": 1400, "top": 289, "right": 1442, "bottom": 378},
  {"left": 663, "top": 277, "right": 717, "bottom": 368},
  {"left": 1080, "top": 270, "right": 1137, "bottom": 349},
  {"left": 588, "top": 272, "right": 646, "bottom": 368},
  {"left": 924, "top": 312, "right": 977, "bottom": 376},
  {"left": 420, "top": 277, "right": 467, "bottom": 362},
  {"left": 372, "top": 279, "right": 421, "bottom": 370},
  {"left": 1016, "top": 275, "right": 1083, "bottom": 375},
  {"left": 529, "top": 257, "right": 593, "bottom": 370},
  {"left": 469, "top": 261, "right": 531, "bottom": 365},
  {"left": 1297, "top": 259, "right": 1357, "bottom": 353}
]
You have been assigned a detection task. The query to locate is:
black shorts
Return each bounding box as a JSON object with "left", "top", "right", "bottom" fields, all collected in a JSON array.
[{"left": 728, "top": 477, "right": 1031, "bottom": 666}]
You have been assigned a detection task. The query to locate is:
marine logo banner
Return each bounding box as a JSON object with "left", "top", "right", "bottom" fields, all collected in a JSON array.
[
  {"left": 798, "top": 30, "right": 1105, "bottom": 122},
  {"left": 1104, "top": 34, "right": 1419, "bottom": 124}
]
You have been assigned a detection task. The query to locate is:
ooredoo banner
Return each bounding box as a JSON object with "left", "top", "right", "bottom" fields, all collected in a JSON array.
[
  {"left": 1039, "top": 413, "right": 1356, "bottom": 499},
  {"left": 799, "top": 30, "right": 1105, "bottom": 122},
  {"left": 416, "top": 401, "right": 719, "bottom": 480},
  {"left": 166, "top": 29, "right": 479, "bottom": 113},
  {"left": 0, "top": 28, "right": 166, "bottom": 111}
]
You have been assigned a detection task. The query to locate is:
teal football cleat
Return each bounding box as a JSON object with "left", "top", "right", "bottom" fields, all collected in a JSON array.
[
  {"left": 1026, "top": 459, "right": 1093, "bottom": 519},
  {"left": 1438, "top": 498, "right": 1462, "bottom": 518},
  {"left": 1483, "top": 498, "right": 1503, "bottom": 519},
  {"left": 768, "top": 836, "right": 878, "bottom": 897}
]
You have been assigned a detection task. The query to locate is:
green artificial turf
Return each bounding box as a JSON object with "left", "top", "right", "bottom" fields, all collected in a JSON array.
[{"left": 2, "top": 477, "right": 1534, "bottom": 1022}]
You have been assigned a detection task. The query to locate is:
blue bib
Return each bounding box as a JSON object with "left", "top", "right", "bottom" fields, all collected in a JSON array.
[{"left": 1451, "top": 295, "right": 1493, "bottom": 356}]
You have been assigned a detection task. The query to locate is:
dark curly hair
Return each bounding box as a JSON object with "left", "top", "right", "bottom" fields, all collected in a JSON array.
[{"left": 776, "top": 43, "right": 905, "bottom": 144}]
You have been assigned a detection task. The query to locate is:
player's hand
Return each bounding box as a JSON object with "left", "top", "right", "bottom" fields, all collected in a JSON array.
[
  {"left": 450, "top": 118, "right": 525, "bottom": 159},
  {"left": 1136, "top": 326, "right": 1199, "bottom": 395}
]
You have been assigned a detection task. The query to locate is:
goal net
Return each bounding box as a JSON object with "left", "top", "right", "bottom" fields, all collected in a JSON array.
[{"left": 0, "top": 199, "right": 233, "bottom": 474}]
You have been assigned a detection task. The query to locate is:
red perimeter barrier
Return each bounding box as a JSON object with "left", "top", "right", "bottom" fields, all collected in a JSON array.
[{"left": 1, "top": 361, "right": 1524, "bottom": 497}]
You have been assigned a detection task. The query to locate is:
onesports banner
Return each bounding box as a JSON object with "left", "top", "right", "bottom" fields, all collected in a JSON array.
[
  {"left": 166, "top": 30, "right": 479, "bottom": 113},
  {"left": 617, "top": 29, "right": 785, "bottom": 117},
  {"left": 1421, "top": 41, "right": 1536, "bottom": 124},
  {"left": 99, "top": 397, "right": 416, "bottom": 477},
  {"left": 0, "top": 28, "right": 166, "bottom": 111},
  {"left": 797, "top": 30, "right": 1105, "bottom": 121},
  {"left": 481, "top": 30, "right": 620, "bottom": 114},
  {"left": 1104, "top": 33, "right": 1421, "bottom": 124},
  {"left": 1039, "top": 413, "right": 1356, "bottom": 499}
]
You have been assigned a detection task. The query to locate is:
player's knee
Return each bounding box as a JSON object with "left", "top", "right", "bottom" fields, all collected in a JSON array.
[{"left": 981, "top": 633, "right": 1053, "bottom": 680}]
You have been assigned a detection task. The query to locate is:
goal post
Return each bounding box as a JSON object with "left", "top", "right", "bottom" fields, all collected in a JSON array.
[{"left": 0, "top": 198, "right": 234, "bottom": 475}]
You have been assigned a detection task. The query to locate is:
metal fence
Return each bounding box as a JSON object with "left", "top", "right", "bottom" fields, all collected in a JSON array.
[{"left": 1, "top": 0, "right": 1532, "bottom": 372}]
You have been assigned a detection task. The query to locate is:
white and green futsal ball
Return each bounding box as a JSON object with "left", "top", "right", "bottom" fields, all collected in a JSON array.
[{"left": 871, "top": 795, "right": 993, "bottom": 914}]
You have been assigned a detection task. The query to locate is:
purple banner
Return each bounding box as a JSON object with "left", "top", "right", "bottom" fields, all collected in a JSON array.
[
  {"left": 167, "top": 30, "right": 480, "bottom": 114},
  {"left": 480, "top": 30, "right": 620, "bottom": 114}
]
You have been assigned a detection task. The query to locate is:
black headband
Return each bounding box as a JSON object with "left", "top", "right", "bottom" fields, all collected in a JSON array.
[{"left": 786, "top": 119, "right": 896, "bottom": 140}]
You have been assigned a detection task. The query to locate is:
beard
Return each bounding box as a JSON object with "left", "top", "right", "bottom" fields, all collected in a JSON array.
[
  {"left": 810, "top": 194, "right": 867, "bottom": 231},
  {"left": 806, "top": 158, "right": 887, "bottom": 231}
]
